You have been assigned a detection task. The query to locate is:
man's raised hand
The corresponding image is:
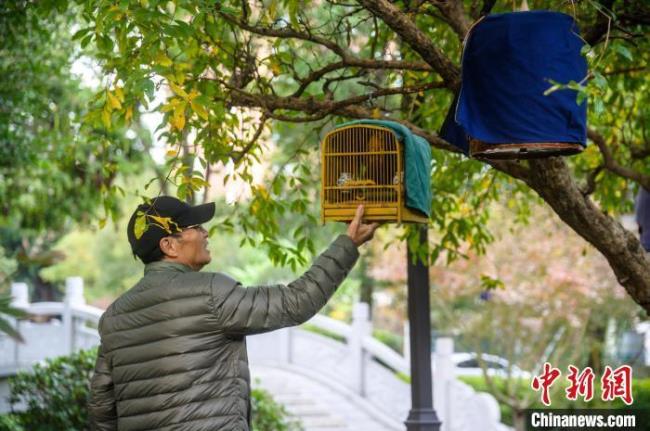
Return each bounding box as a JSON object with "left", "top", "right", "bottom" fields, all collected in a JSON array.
[{"left": 346, "top": 205, "right": 380, "bottom": 247}]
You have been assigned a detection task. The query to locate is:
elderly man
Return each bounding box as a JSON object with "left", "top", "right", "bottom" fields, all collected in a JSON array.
[{"left": 88, "top": 196, "right": 378, "bottom": 430}]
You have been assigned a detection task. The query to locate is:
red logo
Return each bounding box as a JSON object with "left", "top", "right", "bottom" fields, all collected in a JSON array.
[
  {"left": 531, "top": 363, "right": 634, "bottom": 406},
  {"left": 566, "top": 365, "right": 595, "bottom": 402},
  {"left": 531, "top": 362, "right": 562, "bottom": 406},
  {"left": 601, "top": 365, "right": 633, "bottom": 405}
]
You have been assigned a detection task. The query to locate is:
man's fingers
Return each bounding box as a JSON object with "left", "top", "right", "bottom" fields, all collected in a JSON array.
[
  {"left": 349, "top": 205, "right": 364, "bottom": 229},
  {"left": 354, "top": 205, "right": 364, "bottom": 221}
]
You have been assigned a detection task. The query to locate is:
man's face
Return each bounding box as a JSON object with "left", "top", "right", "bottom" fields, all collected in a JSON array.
[{"left": 168, "top": 225, "right": 211, "bottom": 270}]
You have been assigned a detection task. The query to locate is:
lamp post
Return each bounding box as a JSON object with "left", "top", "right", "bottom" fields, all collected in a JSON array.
[{"left": 405, "top": 225, "right": 441, "bottom": 431}]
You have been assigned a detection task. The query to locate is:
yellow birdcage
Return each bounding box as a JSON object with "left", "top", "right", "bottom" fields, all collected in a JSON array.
[{"left": 320, "top": 125, "right": 428, "bottom": 224}]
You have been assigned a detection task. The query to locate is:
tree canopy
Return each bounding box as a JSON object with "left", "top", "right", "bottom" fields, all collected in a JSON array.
[
  {"left": 20, "top": 1, "right": 650, "bottom": 310},
  {"left": 0, "top": 2, "right": 148, "bottom": 297}
]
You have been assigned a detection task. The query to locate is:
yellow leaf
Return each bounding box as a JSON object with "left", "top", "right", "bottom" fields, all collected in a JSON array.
[
  {"left": 146, "top": 214, "right": 180, "bottom": 234},
  {"left": 125, "top": 106, "right": 133, "bottom": 123},
  {"left": 270, "top": 61, "right": 281, "bottom": 76},
  {"left": 191, "top": 100, "right": 209, "bottom": 121},
  {"left": 166, "top": 149, "right": 178, "bottom": 158},
  {"left": 155, "top": 51, "right": 172, "bottom": 67},
  {"left": 107, "top": 91, "right": 122, "bottom": 110},
  {"left": 257, "top": 186, "right": 269, "bottom": 199},
  {"left": 169, "top": 82, "right": 189, "bottom": 99},
  {"left": 114, "top": 86, "right": 125, "bottom": 102},
  {"left": 268, "top": 0, "right": 277, "bottom": 19},
  {"left": 171, "top": 102, "right": 186, "bottom": 130},
  {"left": 251, "top": 200, "right": 261, "bottom": 215},
  {"left": 188, "top": 88, "right": 199, "bottom": 100},
  {"left": 101, "top": 108, "right": 111, "bottom": 128},
  {"left": 190, "top": 177, "right": 210, "bottom": 189},
  {"left": 134, "top": 214, "right": 147, "bottom": 239},
  {"left": 98, "top": 218, "right": 107, "bottom": 229},
  {"left": 372, "top": 107, "right": 381, "bottom": 119},
  {"left": 175, "top": 70, "right": 185, "bottom": 84},
  {"left": 160, "top": 99, "right": 179, "bottom": 113}
]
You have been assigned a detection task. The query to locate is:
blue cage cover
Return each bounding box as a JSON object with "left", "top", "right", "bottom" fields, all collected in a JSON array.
[{"left": 441, "top": 10, "right": 588, "bottom": 154}]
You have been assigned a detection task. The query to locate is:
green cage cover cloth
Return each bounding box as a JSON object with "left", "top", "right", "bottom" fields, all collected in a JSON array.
[{"left": 337, "top": 120, "right": 432, "bottom": 217}]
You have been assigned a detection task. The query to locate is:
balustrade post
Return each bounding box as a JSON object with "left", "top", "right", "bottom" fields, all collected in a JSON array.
[
  {"left": 64, "top": 277, "right": 85, "bottom": 353},
  {"left": 433, "top": 338, "right": 454, "bottom": 431},
  {"left": 10, "top": 282, "right": 29, "bottom": 309},
  {"left": 350, "top": 302, "right": 371, "bottom": 397}
]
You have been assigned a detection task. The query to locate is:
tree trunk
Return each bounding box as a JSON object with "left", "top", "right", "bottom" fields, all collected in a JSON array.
[{"left": 512, "top": 409, "right": 527, "bottom": 431}]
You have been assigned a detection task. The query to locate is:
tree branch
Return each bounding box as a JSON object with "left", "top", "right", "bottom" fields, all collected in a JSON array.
[
  {"left": 293, "top": 58, "right": 433, "bottom": 97},
  {"left": 233, "top": 114, "right": 268, "bottom": 165},
  {"left": 580, "top": 165, "right": 604, "bottom": 196},
  {"left": 356, "top": 0, "right": 461, "bottom": 89},
  {"left": 218, "top": 11, "right": 347, "bottom": 58},
  {"left": 226, "top": 79, "right": 445, "bottom": 117},
  {"left": 582, "top": 0, "right": 615, "bottom": 46},
  {"left": 588, "top": 128, "right": 650, "bottom": 190},
  {"left": 431, "top": 0, "right": 471, "bottom": 39}
]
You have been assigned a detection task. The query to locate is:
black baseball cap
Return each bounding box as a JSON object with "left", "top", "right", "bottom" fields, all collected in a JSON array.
[{"left": 127, "top": 196, "right": 215, "bottom": 262}]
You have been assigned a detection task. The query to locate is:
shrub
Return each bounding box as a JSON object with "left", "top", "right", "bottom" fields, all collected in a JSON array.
[
  {"left": 0, "top": 413, "right": 23, "bottom": 431},
  {"left": 1, "top": 348, "right": 302, "bottom": 431},
  {"left": 251, "top": 385, "right": 303, "bottom": 431},
  {"left": 7, "top": 348, "right": 96, "bottom": 430}
]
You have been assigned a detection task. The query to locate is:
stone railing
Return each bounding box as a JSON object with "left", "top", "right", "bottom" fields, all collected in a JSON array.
[{"left": 0, "top": 278, "right": 102, "bottom": 374}]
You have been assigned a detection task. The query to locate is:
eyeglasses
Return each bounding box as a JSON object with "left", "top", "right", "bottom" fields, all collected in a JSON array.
[{"left": 169, "top": 224, "right": 206, "bottom": 237}]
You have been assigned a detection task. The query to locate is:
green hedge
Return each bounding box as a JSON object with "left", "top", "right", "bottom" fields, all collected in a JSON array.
[
  {"left": 0, "top": 348, "right": 302, "bottom": 431},
  {"left": 459, "top": 375, "right": 650, "bottom": 426}
]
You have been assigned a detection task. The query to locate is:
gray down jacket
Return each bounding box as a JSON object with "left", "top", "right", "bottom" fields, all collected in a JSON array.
[{"left": 88, "top": 234, "right": 359, "bottom": 431}]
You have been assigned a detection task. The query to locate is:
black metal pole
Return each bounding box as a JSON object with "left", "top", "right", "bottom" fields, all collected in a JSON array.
[{"left": 405, "top": 226, "right": 441, "bottom": 431}]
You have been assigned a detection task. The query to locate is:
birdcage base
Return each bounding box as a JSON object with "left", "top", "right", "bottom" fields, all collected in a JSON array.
[
  {"left": 469, "top": 139, "right": 584, "bottom": 159},
  {"left": 322, "top": 205, "right": 428, "bottom": 224}
]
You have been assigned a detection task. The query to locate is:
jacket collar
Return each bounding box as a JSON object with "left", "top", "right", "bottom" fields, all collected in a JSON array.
[{"left": 144, "top": 260, "right": 195, "bottom": 275}]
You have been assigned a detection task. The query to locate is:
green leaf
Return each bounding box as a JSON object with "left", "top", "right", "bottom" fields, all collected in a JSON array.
[
  {"left": 72, "top": 27, "right": 93, "bottom": 41},
  {"left": 613, "top": 44, "right": 633, "bottom": 61},
  {"left": 593, "top": 98, "right": 605, "bottom": 115},
  {"left": 480, "top": 274, "right": 505, "bottom": 291},
  {"left": 80, "top": 34, "right": 93, "bottom": 49},
  {"left": 592, "top": 71, "right": 608, "bottom": 89},
  {"left": 0, "top": 316, "right": 24, "bottom": 343}
]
